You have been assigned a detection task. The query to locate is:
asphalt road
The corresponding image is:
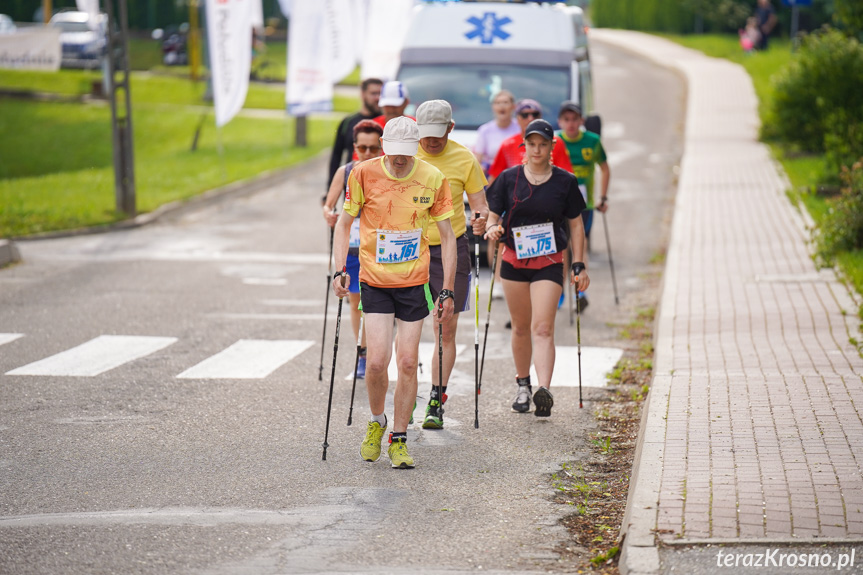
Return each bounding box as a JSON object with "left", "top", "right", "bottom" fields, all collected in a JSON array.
[{"left": 0, "top": 39, "right": 683, "bottom": 574}]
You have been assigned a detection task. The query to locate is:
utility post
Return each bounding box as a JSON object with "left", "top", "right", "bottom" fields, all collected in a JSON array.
[{"left": 104, "top": 0, "right": 136, "bottom": 216}]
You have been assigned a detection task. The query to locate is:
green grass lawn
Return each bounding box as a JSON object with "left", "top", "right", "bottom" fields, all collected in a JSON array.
[
  {"left": 661, "top": 33, "right": 863, "bottom": 298},
  {"left": 0, "top": 97, "right": 338, "bottom": 237},
  {"left": 0, "top": 35, "right": 363, "bottom": 237}
]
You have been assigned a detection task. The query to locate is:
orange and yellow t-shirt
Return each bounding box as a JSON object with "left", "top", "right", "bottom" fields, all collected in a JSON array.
[{"left": 344, "top": 157, "right": 454, "bottom": 288}]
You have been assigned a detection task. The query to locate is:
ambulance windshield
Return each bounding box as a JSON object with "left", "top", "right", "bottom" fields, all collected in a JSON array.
[{"left": 399, "top": 63, "right": 571, "bottom": 131}]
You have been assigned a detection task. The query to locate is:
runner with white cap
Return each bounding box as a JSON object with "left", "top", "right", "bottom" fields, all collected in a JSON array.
[
  {"left": 332, "top": 116, "right": 458, "bottom": 469},
  {"left": 415, "top": 99, "right": 489, "bottom": 429},
  {"left": 373, "top": 80, "right": 414, "bottom": 130}
]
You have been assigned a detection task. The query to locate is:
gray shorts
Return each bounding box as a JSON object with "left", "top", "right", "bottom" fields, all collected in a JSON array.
[{"left": 428, "top": 233, "right": 472, "bottom": 313}]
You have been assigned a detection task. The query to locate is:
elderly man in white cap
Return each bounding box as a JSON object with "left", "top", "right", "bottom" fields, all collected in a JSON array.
[
  {"left": 415, "top": 99, "right": 489, "bottom": 429},
  {"left": 332, "top": 116, "right": 457, "bottom": 469},
  {"left": 373, "top": 80, "right": 414, "bottom": 130}
]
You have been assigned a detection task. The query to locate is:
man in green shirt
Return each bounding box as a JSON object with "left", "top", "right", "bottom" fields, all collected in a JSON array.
[{"left": 557, "top": 101, "right": 611, "bottom": 311}]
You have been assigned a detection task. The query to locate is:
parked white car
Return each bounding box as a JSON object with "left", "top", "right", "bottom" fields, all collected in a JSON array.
[{"left": 50, "top": 11, "right": 106, "bottom": 69}]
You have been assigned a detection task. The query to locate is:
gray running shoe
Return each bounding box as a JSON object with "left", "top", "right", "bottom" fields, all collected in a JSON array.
[{"left": 512, "top": 380, "right": 532, "bottom": 413}]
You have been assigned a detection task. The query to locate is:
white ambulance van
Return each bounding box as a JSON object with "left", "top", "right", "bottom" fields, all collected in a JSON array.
[{"left": 396, "top": 0, "right": 596, "bottom": 147}]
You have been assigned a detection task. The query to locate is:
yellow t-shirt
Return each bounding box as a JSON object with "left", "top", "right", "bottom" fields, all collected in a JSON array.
[
  {"left": 416, "top": 139, "right": 488, "bottom": 245},
  {"left": 344, "top": 157, "right": 454, "bottom": 288}
]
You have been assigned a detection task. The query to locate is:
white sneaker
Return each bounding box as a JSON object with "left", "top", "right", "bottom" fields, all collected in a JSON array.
[{"left": 492, "top": 282, "right": 504, "bottom": 300}]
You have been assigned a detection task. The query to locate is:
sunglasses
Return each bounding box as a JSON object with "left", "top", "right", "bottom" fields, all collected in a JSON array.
[
  {"left": 355, "top": 145, "right": 381, "bottom": 153},
  {"left": 519, "top": 111, "right": 541, "bottom": 119}
]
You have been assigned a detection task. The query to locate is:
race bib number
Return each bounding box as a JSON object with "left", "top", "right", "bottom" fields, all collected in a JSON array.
[
  {"left": 376, "top": 229, "right": 422, "bottom": 264},
  {"left": 578, "top": 184, "right": 588, "bottom": 203},
  {"left": 349, "top": 217, "right": 361, "bottom": 248},
  {"left": 512, "top": 222, "right": 557, "bottom": 260}
]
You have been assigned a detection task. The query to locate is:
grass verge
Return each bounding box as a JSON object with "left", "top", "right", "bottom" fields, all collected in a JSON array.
[
  {"left": 0, "top": 97, "right": 338, "bottom": 237},
  {"left": 0, "top": 37, "right": 360, "bottom": 237},
  {"left": 659, "top": 33, "right": 863, "bottom": 300},
  {"left": 552, "top": 307, "right": 655, "bottom": 574}
]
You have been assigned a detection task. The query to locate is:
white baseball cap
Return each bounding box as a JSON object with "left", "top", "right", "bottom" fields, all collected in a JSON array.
[
  {"left": 379, "top": 81, "right": 409, "bottom": 107},
  {"left": 382, "top": 116, "right": 419, "bottom": 156},
  {"left": 416, "top": 100, "right": 453, "bottom": 139}
]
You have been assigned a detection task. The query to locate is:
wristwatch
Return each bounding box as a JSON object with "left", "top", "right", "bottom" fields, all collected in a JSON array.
[{"left": 438, "top": 289, "right": 455, "bottom": 305}]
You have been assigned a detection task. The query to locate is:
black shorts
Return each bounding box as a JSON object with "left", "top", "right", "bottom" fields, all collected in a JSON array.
[
  {"left": 360, "top": 282, "right": 434, "bottom": 322},
  {"left": 428, "top": 233, "right": 472, "bottom": 313},
  {"left": 500, "top": 261, "right": 564, "bottom": 287}
]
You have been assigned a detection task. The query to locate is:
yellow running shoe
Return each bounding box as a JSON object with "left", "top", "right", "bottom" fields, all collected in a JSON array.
[
  {"left": 360, "top": 421, "right": 387, "bottom": 462},
  {"left": 387, "top": 438, "right": 415, "bottom": 469}
]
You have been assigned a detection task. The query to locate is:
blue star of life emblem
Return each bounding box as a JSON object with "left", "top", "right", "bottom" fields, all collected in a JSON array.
[{"left": 465, "top": 12, "right": 512, "bottom": 45}]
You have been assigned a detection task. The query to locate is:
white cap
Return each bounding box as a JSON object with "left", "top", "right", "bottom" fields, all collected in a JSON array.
[
  {"left": 416, "top": 100, "right": 453, "bottom": 139},
  {"left": 379, "top": 81, "right": 409, "bottom": 107},
  {"left": 382, "top": 116, "right": 419, "bottom": 156}
]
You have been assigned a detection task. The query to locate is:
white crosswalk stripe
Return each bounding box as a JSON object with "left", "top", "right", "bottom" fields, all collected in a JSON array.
[
  {"left": 0, "top": 333, "right": 23, "bottom": 347},
  {"left": 529, "top": 346, "right": 623, "bottom": 388},
  {"left": 177, "top": 339, "right": 314, "bottom": 379},
  {"left": 6, "top": 335, "right": 178, "bottom": 377}
]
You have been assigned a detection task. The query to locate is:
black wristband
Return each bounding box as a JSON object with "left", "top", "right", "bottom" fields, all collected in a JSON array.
[
  {"left": 333, "top": 270, "right": 345, "bottom": 279},
  {"left": 572, "top": 262, "right": 586, "bottom": 276},
  {"left": 438, "top": 289, "right": 455, "bottom": 305}
]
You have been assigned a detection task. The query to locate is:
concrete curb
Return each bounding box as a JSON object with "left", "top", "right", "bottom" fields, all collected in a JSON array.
[
  {"left": 0, "top": 239, "right": 21, "bottom": 267},
  {"left": 11, "top": 152, "right": 327, "bottom": 243}
]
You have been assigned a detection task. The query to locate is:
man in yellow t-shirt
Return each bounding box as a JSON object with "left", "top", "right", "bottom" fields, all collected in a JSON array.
[
  {"left": 333, "top": 116, "right": 457, "bottom": 469},
  {"left": 415, "top": 99, "right": 489, "bottom": 430}
]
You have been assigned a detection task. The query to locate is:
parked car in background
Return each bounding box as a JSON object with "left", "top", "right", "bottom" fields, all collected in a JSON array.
[
  {"left": 50, "top": 11, "right": 106, "bottom": 69},
  {"left": 0, "top": 14, "right": 17, "bottom": 34}
]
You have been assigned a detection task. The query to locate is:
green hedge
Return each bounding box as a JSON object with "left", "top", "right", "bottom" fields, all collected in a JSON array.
[
  {"left": 770, "top": 28, "right": 863, "bottom": 167},
  {"left": 593, "top": 0, "right": 694, "bottom": 34}
]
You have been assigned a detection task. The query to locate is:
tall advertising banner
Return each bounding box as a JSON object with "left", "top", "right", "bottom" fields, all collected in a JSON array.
[
  {"left": 76, "top": 0, "right": 100, "bottom": 28},
  {"left": 360, "top": 0, "right": 414, "bottom": 81},
  {"left": 287, "top": 2, "right": 331, "bottom": 115},
  {"left": 329, "top": 0, "right": 358, "bottom": 85},
  {"left": 287, "top": 0, "right": 359, "bottom": 115},
  {"left": 205, "top": 0, "right": 253, "bottom": 127}
]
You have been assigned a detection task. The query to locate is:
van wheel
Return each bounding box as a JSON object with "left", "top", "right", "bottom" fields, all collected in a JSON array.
[{"left": 584, "top": 114, "right": 602, "bottom": 136}]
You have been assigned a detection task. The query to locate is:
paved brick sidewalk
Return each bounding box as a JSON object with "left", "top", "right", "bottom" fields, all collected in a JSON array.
[{"left": 590, "top": 30, "right": 863, "bottom": 573}]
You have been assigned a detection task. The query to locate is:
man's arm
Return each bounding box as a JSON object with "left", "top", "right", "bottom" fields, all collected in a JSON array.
[
  {"left": 597, "top": 161, "right": 611, "bottom": 213},
  {"left": 435, "top": 217, "right": 457, "bottom": 323},
  {"left": 323, "top": 166, "right": 346, "bottom": 226},
  {"left": 466, "top": 190, "right": 490, "bottom": 236}
]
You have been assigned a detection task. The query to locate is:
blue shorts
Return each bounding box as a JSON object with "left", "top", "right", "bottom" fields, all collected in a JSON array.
[
  {"left": 582, "top": 209, "right": 594, "bottom": 239},
  {"left": 346, "top": 251, "right": 360, "bottom": 294}
]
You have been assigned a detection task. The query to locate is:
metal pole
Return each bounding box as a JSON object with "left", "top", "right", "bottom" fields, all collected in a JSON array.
[
  {"left": 105, "top": 0, "right": 136, "bottom": 216},
  {"left": 790, "top": 5, "right": 800, "bottom": 52}
]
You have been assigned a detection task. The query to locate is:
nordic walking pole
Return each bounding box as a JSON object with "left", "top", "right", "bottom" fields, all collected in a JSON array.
[
  {"left": 318, "top": 226, "right": 335, "bottom": 381},
  {"left": 473, "top": 212, "right": 481, "bottom": 429},
  {"left": 601, "top": 205, "right": 620, "bottom": 305},
  {"left": 478, "top": 239, "right": 500, "bottom": 390},
  {"left": 574, "top": 268, "right": 584, "bottom": 409},
  {"left": 568, "top": 248, "right": 575, "bottom": 327},
  {"left": 322, "top": 268, "right": 347, "bottom": 461},
  {"left": 346, "top": 312, "right": 364, "bottom": 426},
  {"left": 437, "top": 299, "right": 445, "bottom": 424}
]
